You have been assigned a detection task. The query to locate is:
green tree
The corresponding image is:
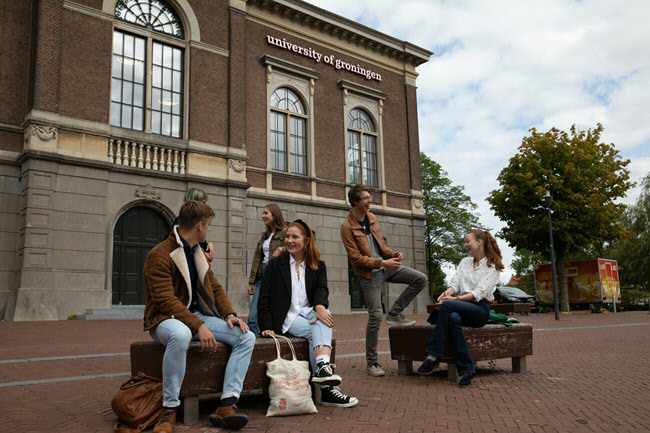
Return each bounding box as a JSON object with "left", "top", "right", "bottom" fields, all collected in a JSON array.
[
  {"left": 487, "top": 124, "right": 633, "bottom": 311},
  {"left": 421, "top": 152, "right": 480, "bottom": 297},
  {"left": 612, "top": 173, "right": 650, "bottom": 292},
  {"left": 510, "top": 248, "right": 545, "bottom": 295}
]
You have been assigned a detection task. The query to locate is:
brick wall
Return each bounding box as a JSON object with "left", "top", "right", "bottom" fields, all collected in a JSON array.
[
  {"left": 228, "top": 7, "right": 247, "bottom": 150},
  {"left": 33, "top": 0, "right": 62, "bottom": 113},
  {"left": 188, "top": 47, "right": 229, "bottom": 144},
  {"left": 59, "top": 9, "right": 112, "bottom": 123},
  {"left": 0, "top": 1, "right": 34, "bottom": 126}
]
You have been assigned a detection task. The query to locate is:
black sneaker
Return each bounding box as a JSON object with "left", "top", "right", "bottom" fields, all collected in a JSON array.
[
  {"left": 320, "top": 386, "right": 359, "bottom": 408},
  {"left": 458, "top": 371, "right": 473, "bottom": 387},
  {"left": 312, "top": 362, "right": 342, "bottom": 386},
  {"left": 416, "top": 358, "right": 440, "bottom": 375}
]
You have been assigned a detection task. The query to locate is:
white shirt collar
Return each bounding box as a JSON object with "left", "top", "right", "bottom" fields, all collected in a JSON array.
[{"left": 289, "top": 255, "right": 306, "bottom": 268}]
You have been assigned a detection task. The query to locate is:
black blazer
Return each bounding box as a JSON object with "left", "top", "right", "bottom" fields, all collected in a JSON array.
[{"left": 257, "top": 254, "right": 329, "bottom": 334}]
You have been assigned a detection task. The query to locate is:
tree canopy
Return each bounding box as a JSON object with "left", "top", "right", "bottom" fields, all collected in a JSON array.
[
  {"left": 420, "top": 152, "right": 480, "bottom": 295},
  {"left": 611, "top": 173, "right": 650, "bottom": 291},
  {"left": 487, "top": 124, "right": 634, "bottom": 309},
  {"left": 510, "top": 248, "right": 545, "bottom": 294}
]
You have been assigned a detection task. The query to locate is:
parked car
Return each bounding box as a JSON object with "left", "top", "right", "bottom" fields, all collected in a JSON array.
[{"left": 494, "top": 286, "right": 538, "bottom": 312}]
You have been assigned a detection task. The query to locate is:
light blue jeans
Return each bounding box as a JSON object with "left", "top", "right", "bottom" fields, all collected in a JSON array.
[
  {"left": 150, "top": 312, "right": 256, "bottom": 407},
  {"left": 286, "top": 309, "right": 333, "bottom": 372},
  {"left": 247, "top": 262, "right": 266, "bottom": 335}
]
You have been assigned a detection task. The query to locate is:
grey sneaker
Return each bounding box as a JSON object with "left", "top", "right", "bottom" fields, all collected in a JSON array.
[
  {"left": 386, "top": 313, "right": 416, "bottom": 326},
  {"left": 366, "top": 363, "right": 385, "bottom": 377}
]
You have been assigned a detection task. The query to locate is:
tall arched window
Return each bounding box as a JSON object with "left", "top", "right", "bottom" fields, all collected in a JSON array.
[
  {"left": 111, "top": 0, "right": 185, "bottom": 138},
  {"left": 270, "top": 87, "right": 308, "bottom": 175},
  {"left": 347, "top": 108, "right": 378, "bottom": 187}
]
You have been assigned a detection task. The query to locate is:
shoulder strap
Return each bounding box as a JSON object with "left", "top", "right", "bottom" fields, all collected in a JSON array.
[{"left": 275, "top": 335, "right": 298, "bottom": 360}]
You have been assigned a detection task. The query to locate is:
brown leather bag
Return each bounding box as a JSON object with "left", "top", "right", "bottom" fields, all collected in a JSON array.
[{"left": 111, "top": 372, "right": 163, "bottom": 433}]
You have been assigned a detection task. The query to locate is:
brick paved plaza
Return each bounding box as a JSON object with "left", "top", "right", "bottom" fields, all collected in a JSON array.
[{"left": 1, "top": 311, "right": 649, "bottom": 432}]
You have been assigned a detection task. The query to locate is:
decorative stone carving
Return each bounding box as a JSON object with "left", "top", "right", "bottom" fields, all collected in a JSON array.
[
  {"left": 267, "top": 65, "right": 273, "bottom": 84},
  {"left": 24, "top": 124, "right": 58, "bottom": 151},
  {"left": 136, "top": 184, "right": 161, "bottom": 200},
  {"left": 229, "top": 159, "right": 246, "bottom": 173},
  {"left": 25, "top": 124, "right": 58, "bottom": 143},
  {"left": 411, "top": 189, "right": 425, "bottom": 214}
]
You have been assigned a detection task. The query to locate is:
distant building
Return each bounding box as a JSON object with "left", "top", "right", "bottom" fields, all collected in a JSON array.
[{"left": 0, "top": 0, "right": 431, "bottom": 320}]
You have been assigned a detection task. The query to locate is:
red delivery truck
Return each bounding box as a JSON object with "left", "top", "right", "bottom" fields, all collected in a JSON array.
[{"left": 534, "top": 259, "right": 621, "bottom": 305}]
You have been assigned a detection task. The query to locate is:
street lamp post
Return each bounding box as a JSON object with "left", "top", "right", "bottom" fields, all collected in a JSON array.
[{"left": 544, "top": 190, "right": 560, "bottom": 321}]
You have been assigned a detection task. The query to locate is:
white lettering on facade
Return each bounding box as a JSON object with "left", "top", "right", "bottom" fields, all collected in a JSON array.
[{"left": 266, "top": 35, "right": 381, "bottom": 82}]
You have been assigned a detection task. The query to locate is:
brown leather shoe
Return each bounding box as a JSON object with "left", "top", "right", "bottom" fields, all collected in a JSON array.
[
  {"left": 208, "top": 404, "right": 249, "bottom": 430},
  {"left": 153, "top": 409, "right": 176, "bottom": 433}
]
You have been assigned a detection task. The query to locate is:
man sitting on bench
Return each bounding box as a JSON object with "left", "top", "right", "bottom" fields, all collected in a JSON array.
[{"left": 143, "top": 200, "right": 256, "bottom": 432}]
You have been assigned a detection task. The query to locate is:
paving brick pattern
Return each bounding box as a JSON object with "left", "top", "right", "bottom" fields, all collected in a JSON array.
[{"left": 1, "top": 312, "right": 649, "bottom": 432}]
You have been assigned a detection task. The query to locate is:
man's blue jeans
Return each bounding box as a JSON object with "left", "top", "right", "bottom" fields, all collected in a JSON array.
[
  {"left": 247, "top": 262, "right": 266, "bottom": 335},
  {"left": 359, "top": 265, "right": 428, "bottom": 366},
  {"left": 425, "top": 300, "right": 490, "bottom": 374},
  {"left": 151, "top": 312, "right": 256, "bottom": 408}
]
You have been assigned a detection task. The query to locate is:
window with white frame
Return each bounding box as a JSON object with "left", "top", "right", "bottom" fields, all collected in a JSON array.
[
  {"left": 347, "top": 108, "right": 378, "bottom": 187},
  {"left": 269, "top": 87, "right": 308, "bottom": 175},
  {"left": 110, "top": 0, "right": 184, "bottom": 138}
]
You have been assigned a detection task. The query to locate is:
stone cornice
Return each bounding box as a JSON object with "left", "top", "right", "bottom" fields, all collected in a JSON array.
[{"left": 247, "top": 0, "right": 432, "bottom": 67}]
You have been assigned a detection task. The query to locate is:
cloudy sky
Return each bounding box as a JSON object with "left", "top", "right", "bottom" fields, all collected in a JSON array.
[{"left": 307, "top": 0, "right": 650, "bottom": 282}]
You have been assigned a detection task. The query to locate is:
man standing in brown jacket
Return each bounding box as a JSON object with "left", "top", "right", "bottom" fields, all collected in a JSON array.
[
  {"left": 340, "top": 185, "right": 428, "bottom": 377},
  {"left": 143, "top": 200, "right": 255, "bottom": 432}
]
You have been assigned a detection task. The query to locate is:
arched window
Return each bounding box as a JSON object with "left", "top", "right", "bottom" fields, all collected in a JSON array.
[
  {"left": 270, "top": 87, "right": 308, "bottom": 175},
  {"left": 115, "top": 0, "right": 184, "bottom": 38},
  {"left": 111, "top": 0, "right": 185, "bottom": 138},
  {"left": 347, "top": 108, "right": 378, "bottom": 187}
]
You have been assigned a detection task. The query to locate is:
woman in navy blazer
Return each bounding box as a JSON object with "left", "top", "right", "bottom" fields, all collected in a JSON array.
[{"left": 258, "top": 220, "right": 358, "bottom": 408}]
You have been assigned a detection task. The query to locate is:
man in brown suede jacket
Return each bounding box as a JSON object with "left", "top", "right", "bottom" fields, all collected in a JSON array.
[
  {"left": 340, "top": 184, "right": 427, "bottom": 377},
  {"left": 144, "top": 200, "right": 255, "bottom": 432}
]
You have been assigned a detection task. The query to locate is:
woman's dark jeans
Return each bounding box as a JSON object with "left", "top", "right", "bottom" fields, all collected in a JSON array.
[
  {"left": 247, "top": 262, "right": 266, "bottom": 335},
  {"left": 425, "top": 300, "right": 490, "bottom": 374}
]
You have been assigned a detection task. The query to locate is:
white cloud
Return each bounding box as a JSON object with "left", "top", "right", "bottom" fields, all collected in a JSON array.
[{"left": 307, "top": 0, "right": 650, "bottom": 282}]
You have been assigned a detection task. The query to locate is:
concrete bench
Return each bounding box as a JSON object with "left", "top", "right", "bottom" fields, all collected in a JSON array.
[
  {"left": 130, "top": 337, "right": 336, "bottom": 424},
  {"left": 388, "top": 324, "right": 532, "bottom": 381}
]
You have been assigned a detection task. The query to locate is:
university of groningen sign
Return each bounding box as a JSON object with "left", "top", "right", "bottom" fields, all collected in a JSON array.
[{"left": 266, "top": 35, "right": 382, "bottom": 82}]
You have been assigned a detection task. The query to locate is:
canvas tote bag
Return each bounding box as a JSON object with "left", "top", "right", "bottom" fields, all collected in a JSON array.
[{"left": 265, "top": 334, "right": 318, "bottom": 416}]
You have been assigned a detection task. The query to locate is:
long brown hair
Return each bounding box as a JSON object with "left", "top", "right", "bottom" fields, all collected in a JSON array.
[
  {"left": 264, "top": 204, "right": 287, "bottom": 237},
  {"left": 468, "top": 229, "right": 504, "bottom": 271},
  {"left": 287, "top": 220, "right": 320, "bottom": 271}
]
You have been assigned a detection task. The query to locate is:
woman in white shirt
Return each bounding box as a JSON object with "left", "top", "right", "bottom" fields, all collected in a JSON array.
[
  {"left": 247, "top": 204, "right": 287, "bottom": 335},
  {"left": 258, "top": 220, "right": 358, "bottom": 408},
  {"left": 416, "top": 229, "right": 504, "bottom": 387}
]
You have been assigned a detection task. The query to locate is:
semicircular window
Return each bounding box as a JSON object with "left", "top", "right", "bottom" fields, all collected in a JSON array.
[{"left": 115, "top": 0, "right": 184, "bottom": 39}]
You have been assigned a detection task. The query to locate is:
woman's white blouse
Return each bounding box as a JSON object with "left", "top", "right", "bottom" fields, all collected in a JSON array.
[
  {"left": 449, "top": 256, "right": 500, "bottom": 302},
  {"left": 282, "top": 256, "right": 312, "bottom": 333},
  {"left": 262, "top": 231, "right": 275, "bottom": 264}
]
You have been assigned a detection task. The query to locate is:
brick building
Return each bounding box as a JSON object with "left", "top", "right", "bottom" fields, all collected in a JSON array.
[{"left": 0, "top": 0, "right": 431, "bottom": 320}]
